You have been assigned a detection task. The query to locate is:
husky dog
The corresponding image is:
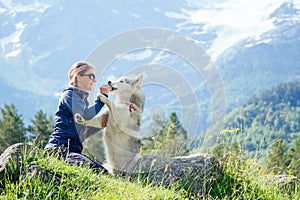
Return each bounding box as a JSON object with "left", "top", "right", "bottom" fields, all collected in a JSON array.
[{"left": 75, "top": 74, "right": 144, "bottom": 174}]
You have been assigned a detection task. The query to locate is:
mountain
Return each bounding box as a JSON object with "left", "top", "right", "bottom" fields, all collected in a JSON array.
[
  {"left": 0, "top": 0, "right": 184, "bottom": 95},
  {"left": 0, "top": 0, "right": 215, "bottom": 134},
  {"left": 1, "top": 1, "right": 299, "bottom": 136},
  {"left": 0, "top": 0, "right": 186, "bottom": 125},
  {"left": 0, "top": 77, "right": 57, "bottom": 125},
  {"left": 216, "top": 2, "right": 300, "bottom": 111}
]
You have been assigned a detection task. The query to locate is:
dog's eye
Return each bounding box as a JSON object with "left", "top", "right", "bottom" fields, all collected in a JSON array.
[{"left": 120, "top": 80, "right": 124, "bottom": 83}]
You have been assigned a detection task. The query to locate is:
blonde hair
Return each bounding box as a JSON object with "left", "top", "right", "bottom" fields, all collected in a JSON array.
[{"left": 68, "top": 61, "right": 94, "bottom": 87}]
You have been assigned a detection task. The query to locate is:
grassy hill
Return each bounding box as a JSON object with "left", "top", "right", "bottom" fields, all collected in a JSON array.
[
  {"left": 0, "top": 143, "right": 299, "bottom": 199},
  {"left": 0, "top": 149, "right": 186, "bottom": 199}
]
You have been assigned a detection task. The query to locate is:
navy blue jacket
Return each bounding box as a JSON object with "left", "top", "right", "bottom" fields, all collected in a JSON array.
[{"left": 44, "top": 87, "right": 105, "bottom": 153}]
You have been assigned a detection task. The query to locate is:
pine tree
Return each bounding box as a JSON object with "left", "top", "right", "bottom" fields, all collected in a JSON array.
[
  {"left": 150, "top": 112, "right": 189, "bottom": 157},
  {"left": 27, "top": 109, "right": 54, "bottom": 149},
  {"left": 0, "top": 103, "right": 26, "bottom": 153},
  {"left": 140, "top": 111, "right": 166, "bottom": 155}
]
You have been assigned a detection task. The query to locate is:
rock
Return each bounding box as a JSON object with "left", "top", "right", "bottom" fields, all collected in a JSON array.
[
  {"left": 264, "top": 174, "right": 299, "bottom": 190},
  {"left": 22, "top": 163, "right": 61, "bottom": 184},
  {"left": 128, "top": 153, "right": 222, "bottom": 197},
  {"left": 0, "top": 143, "right": 32, "bottom": 186},
  {"left": 0, "top": 143, "right": 59, "bottom": 188}
]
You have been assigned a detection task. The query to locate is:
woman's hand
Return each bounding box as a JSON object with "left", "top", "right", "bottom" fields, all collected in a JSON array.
[{"left": 100, "top": 84, "right": 112, "bottom": 96}]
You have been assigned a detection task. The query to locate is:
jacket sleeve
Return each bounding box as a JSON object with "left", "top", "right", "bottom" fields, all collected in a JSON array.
[{"left": 64, "top": 91, "right": 105, "bottom": 120}]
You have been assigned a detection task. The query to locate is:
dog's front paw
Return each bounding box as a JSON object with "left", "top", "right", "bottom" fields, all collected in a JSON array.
[
  {"left": 74, "top": 113, "right": 86, "bottom": 125},
  {"left": 98, "top": 94, "right": 109, "bottom": 104}
]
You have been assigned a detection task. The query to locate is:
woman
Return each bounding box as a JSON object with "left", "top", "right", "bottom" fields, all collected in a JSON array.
[{"left": 44, "top": 61, "right": 110, "bottom": 173}]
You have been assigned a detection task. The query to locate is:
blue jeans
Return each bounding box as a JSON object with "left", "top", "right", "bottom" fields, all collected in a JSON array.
[
  {"left": 45, "top": 148, "right": 108, "bottom": 174},
  {"left": 66, "top": 152, "right": 109, "bottom": 174}
]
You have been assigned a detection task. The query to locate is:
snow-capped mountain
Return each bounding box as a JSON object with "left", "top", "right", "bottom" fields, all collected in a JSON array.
[
  {"left": 0, "top": 0, "right": 299, "bottom": 136},
  {"left": 0, "top": 0, "right": 186, "bottom": 124},
  {"left": 216, "top": 1, "right": 300, "bottom": 110},
  {"left": 0, "top": 0, "right": 185, "bottom": 94}
]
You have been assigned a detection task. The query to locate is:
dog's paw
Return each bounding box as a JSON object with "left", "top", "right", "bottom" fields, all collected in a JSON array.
[
  {"left": 98, "top": 94, "right": 109, "bottom": 104},
  {"left": 74, "top": 113, "right": 86, "bottom": 125}
]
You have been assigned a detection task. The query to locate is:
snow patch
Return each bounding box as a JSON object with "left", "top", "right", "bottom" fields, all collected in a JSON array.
[
  {"left": 1, "top": 0, "right": 50, "bottom": 14},
  {"left": 5, "top": 48, "right": 21, "bottom": 58},
  {"left": 1, "top": 22, "right": 26, "bottom": 58},
  {"left": 121, "top": 49, "right": 152, "bottom": 61},
  {"left": 112, "top": 9, "right": 119, "bottom": 14},
  {"left": 165, "top": 0, "right": 293, "bottom": 61},
  {"left": 29, "top": 52, "right": 51, "bottom": 65},
  {"left": 130, "top": 13, "right": 139, "bottom": 18},
  {"left": 244, "top": 38, "right": 273, "bottom": 48},
  {"left": 0, "top": 6, "right": 6, "bottom": 14}
]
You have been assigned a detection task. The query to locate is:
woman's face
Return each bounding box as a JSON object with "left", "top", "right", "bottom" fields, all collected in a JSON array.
[{"left": 76, "top": 68, "right": 96, "bottom": 92}]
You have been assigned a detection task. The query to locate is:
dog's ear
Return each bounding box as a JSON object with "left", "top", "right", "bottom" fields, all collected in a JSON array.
[{"left": 134, "top": 74, "right": 143, "bottom": 86}]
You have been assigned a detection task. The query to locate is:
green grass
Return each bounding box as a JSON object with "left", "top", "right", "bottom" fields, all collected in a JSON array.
[
  {"left": 0, "top": 143, "right": 299, "bottom": 199},
  {"left": 0, "top": 152, "right": 187, "bottom": 200},
  {"left": 206, "top": 131, "right": 300, "bottom": 200},
  {"left": 208, "top": 154, "right": 299, "bottom": 200}
]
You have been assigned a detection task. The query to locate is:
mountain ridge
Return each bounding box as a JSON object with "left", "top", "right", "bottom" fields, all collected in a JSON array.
[
  {"left": 0, "top": 77, "right": 57, "bottom": 125},
  {"left": 215, "top": 1, "right": 300, "bottom": 111},
  {"left": 0, "top": 1, "right": 299, "bottom": 132}
]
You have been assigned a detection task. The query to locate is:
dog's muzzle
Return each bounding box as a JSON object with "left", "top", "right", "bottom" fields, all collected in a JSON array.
[{"left": 108, "top": 81, "right": 117, "bottom": 91}]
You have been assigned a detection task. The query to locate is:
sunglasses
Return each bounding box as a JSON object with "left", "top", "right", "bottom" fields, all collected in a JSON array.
[{"left": 79, "top": 73, "right": 96, "bottom": 80}]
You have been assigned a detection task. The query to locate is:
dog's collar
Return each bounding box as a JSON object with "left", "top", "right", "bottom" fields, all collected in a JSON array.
[
  {"left": 120, "top": 102, "right": 142, "bottom": 113},
  {"left": 129, "top": 104, "right": 135, "bottom": 112}
]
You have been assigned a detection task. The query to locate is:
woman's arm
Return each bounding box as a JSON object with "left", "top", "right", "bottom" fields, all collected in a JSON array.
[{"left": 72, "top": 95, "right": 105, "bottom": 120}]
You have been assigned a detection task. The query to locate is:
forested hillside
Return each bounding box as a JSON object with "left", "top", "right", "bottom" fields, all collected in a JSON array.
[
  {"left": 222, "top": 81, "right": 300, "bottom": 151},
  {"left": 212, "top": 81, "right": 300, "bottom": 177}
]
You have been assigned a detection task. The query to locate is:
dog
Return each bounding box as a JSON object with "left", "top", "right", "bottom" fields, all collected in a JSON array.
[{"left": 75, "top": 74, "right": 144, "bottom": 174}]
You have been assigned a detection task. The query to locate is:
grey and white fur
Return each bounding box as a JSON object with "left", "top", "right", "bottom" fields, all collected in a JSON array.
[{"left": 75, "top": 74, "right": 144, "bottom": 174}]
